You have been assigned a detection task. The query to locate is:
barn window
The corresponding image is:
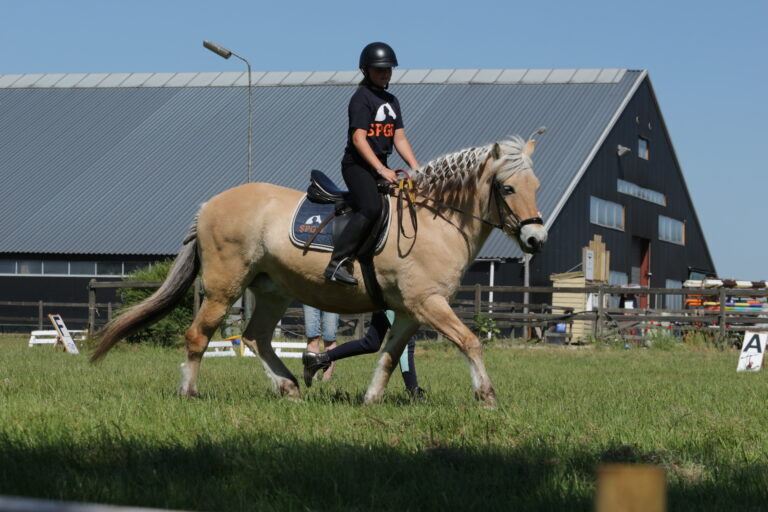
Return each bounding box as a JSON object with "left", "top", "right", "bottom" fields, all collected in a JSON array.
[
  {"left": 124, "top": 261, "right": 151, "bottom": 274},
  {"left": 0, "top": 260, "right": 16, "bottom": 274},
  {"left": 43, "top": 261, "right": 69, "bottom": 275},
  {"left": 665, "top": 279, "right": 683, "bottom": 309},
  {"left": 607, "top": 271, "right": 629, "bottom": 308},
  {"left": 590, "top": 196, "right": 624, "bottom": 230},
  {"left": 617, "top": 179, "right": 665, "bottom": 206},
  {"left": 97, "top": 262, "right": 123, "bottom": 276},
  {"left": 18, "top": 260, "right": 42, "bottom": 275},
  {"left": 659, "top": 215, "right": 685, "bottom": 245},
  {"left": 70, "top": 261, "right": 96, "bottom": 275},
  {"left": 638, "top": 137, "right": 649, "bottom": 160}
]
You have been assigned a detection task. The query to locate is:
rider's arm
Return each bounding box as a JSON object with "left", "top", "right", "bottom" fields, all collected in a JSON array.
[
  {"left": 394, "top": 128, "right": 419, "bottom": 170},
  {"left": 352, "top": 129, "right": 397, "bottom": 183}
]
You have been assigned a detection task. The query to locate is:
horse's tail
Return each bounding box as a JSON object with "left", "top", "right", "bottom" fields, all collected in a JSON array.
[{"left": 90, "top": 218, "right": 200, "bottom": 363}]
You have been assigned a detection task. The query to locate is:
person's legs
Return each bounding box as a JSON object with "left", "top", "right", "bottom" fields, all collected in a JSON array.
[
  {"left": 320, "top": 311, "right": 339, "bottom": 380},
  {"left": 304, "top": 305, "right": 323, "bottom": 355},
  {"left": 326, "top": 311, "right": 390, "bottom": 360},
  {"left": 303, "top": 311, "right": 390, "bottom": 386},
  {"left": 399, "top": 336, "right": 418, "bottom": 389}
]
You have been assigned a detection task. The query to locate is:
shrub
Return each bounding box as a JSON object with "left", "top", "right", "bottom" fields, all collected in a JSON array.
[
  {"left": 647, "top": 327, "right": 682, "bottom": 350},
  {"left": 117, "top": 260, "right": 194, "bottom": 347},
  {"left": 473, "top": 314, "right": 501, "bottom": 344}
]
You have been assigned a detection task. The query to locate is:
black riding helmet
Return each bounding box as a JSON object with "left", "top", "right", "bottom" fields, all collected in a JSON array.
[{"left": 359, "top": 42, "right": 398, "bottom": 68}]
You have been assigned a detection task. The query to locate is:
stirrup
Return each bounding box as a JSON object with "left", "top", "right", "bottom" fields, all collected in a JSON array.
[{"left": 324, "top": 258, "right": 357, "bottom": 285}]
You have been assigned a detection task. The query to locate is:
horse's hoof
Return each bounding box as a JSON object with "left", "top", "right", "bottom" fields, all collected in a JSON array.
[
  {"left": 178, "top": 388, "right": 199, "bottom": 398},
  {"left": 475, "top": 389, "right": 497, "bottom": 409},
  {"left": 279, "top": 380, "right": 302, "bottom": 401}
]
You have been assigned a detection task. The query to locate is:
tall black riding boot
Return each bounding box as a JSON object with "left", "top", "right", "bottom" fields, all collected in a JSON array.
[{"left": 323, "top": 213, "right": 371, "bottom": 285}]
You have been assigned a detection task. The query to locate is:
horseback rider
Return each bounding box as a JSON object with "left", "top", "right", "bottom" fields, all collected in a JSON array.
[{"left": 323, "top": 42, "right": 420, "bottom": 284}]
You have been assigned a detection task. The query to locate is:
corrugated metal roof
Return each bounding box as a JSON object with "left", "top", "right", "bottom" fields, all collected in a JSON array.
[{"left": 0, "top": 69, "right": 644, "bottom": 258}]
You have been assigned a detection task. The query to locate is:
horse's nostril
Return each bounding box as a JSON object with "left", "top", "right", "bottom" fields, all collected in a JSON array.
[{"left": 528, "top": 237, "right": 538, "bottom": 248}]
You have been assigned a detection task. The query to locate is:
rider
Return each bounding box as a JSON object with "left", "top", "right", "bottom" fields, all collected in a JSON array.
[{"left": 323, "top": 41, "right": 420, "bottom": 284}]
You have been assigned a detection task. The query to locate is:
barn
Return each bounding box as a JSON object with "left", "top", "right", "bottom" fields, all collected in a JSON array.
[{"left": 0, "top": 68, "right": 715, "bottom": 329}]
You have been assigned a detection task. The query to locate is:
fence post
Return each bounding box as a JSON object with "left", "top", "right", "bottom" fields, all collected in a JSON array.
[
  {"left": 474, "top": 283, "right": 481, "bottom": 318},
  {"left": 88, "top": 279, "right": 96, "bottom": 333},
  {"left": 719, "top": 288, "right": 727, "bottom": 340},
  {"left": 596, "top": 286, "right": 605, "bottom": 340},
  {"left": 107, "top": 302, "right": 112, "bottom": 322},
  {"left": 38, "top": 300, "right": 43, "bottom": 330}
]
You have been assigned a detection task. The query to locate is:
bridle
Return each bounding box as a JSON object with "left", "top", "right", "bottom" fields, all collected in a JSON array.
[
  {"left": 393, "top": 171, "right": 544, "bottom": 238},
  {"left": 489, "top": 179, "right": 544, "bottom": 234}
]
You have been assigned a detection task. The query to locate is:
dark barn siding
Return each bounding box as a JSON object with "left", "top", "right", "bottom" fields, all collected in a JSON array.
[{"left": 531, "top": 78, "right": 715, "bottom": 287}]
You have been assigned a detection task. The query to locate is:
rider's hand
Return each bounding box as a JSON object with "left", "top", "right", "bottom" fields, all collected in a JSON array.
[{"left": 378, "top": 168, "right": 398, "bottom": 183}]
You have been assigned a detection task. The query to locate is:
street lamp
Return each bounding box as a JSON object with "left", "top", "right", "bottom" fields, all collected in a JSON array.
[{"left": 203, "top": 40, "right": 253, "bottom": 183}]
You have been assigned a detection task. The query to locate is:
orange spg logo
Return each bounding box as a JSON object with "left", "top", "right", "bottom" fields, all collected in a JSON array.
[{"left": 368, "top": 123, "right": 395, "bottom": 137}]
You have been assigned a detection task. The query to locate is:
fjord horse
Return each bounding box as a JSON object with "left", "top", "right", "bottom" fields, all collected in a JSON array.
[{"left": 92, "top": 135, "right": 547, "bottom": 408}]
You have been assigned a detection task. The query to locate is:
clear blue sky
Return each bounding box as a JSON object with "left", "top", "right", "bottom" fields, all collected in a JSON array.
[{"left": 3, "top": 0, "right": 766, "bottom": 279}]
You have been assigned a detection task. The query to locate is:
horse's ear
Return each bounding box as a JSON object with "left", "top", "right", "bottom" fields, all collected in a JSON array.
[
  {"left": 524, "top": 140, "right": 536, "bottom": 157},
  {"left": 491, "top": 143, "right": 502, "bottom": 160}
]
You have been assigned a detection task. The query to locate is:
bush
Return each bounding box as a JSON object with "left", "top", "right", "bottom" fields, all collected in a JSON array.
[
  {"left": 117, "top": 260, "right": 195, "bottom": 347},
  {"left": 473, "top": 314, "right": 501, "bottom": 344},
  {"left": 647, "top": 327, "right": 682, "bottom": 350}
]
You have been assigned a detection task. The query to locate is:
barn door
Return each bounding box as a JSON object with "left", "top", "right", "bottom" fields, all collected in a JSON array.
[{"left": 631, "top": 237, "right": 651, "bottom": 307}]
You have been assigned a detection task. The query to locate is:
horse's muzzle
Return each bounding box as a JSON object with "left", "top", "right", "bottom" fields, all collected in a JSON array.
[{"left": 520, "top": 223, "right": 548, "bottom": 253}]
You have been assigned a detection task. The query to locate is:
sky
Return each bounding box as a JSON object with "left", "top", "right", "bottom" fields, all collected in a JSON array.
[{"left": 2, "top": 0, "right": 766, "bottom": 279}]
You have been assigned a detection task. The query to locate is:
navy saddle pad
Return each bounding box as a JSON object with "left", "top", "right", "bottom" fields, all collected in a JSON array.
[{"left": 289, "top": 174, "right": 391, "bottom": 253}]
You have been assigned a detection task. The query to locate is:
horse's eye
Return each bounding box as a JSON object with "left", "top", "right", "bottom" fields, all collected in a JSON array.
[{"left": 503, "top": 185, "right": 516, "bottom": 195}]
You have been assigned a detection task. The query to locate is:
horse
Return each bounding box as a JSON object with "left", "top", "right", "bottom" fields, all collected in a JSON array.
[{"left": 91, "top": 135, "right": 547, "bottom": 408}]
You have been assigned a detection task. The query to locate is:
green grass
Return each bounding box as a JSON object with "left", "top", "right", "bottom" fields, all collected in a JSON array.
[{"left": 1, "top": 335, "right": 767, "bottom": 511}]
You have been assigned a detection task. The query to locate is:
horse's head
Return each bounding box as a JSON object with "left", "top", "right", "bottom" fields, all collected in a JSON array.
[{"left": 486, "top": 135, "right": 548, "bottom": 253}]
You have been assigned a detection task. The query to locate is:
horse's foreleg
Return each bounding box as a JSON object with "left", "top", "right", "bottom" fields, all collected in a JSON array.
[
  {"left": 180, "top": 298, "right": 229, "bottom": 397},
  {"left": 415, "top": 295, "right": 497, "bottom": 408},
  {"left": 241, "top": 288, "right": 300, "bottom": 400},
  {"left": 363, "top": 314, "right": 420, "bottom": 405}
]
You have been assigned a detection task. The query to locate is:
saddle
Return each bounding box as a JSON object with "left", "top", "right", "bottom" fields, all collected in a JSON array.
[{"left": 289, "top": 170, "right": 392, "bottom": 308}]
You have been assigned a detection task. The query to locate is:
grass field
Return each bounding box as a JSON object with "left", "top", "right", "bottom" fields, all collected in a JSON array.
[{"left": 1, "top": 334, "right": 767, "bottom": 511}]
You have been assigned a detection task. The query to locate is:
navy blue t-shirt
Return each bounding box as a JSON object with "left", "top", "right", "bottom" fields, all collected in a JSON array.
[{"left": 344, "top": 86, "right": 404, "bottom": 161}]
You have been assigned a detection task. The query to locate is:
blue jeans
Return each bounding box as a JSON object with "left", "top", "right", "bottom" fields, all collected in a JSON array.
[{"left": 303, "top": 305, "right": 339, "bottom": 342}]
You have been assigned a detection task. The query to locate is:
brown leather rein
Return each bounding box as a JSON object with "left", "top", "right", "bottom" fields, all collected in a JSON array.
[{"left": 391, "top": 170, "right": 544, "bottom": 240}]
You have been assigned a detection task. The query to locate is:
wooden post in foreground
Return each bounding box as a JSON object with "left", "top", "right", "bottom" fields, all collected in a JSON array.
[
  {"left": 596, "top": 464, "right": 666, "bottom": 512},
  {"left": 718, "top": 288, "right": 727, "bottom": 340}
]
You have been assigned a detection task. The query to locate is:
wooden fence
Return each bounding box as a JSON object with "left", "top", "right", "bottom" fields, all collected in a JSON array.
[{"left": 2, "top": 281, "right": 766, "bottom": 343}]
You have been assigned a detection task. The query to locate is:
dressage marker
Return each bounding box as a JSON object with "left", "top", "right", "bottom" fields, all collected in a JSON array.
[
  {"left": 27, "top": 314, "right": 83, "bottom": 354},
  {"left": 737, "top": 331, "right": 767, "bottom": 371}
]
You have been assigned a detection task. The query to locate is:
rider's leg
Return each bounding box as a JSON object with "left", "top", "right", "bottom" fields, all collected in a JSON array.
[{"left": 323, "top": 161, "right": 382, "bottom": 284}]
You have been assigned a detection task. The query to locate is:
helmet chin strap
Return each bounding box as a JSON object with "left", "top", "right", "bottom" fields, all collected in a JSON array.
[{"left": 361, "top": 67, "right": 389, "bottom": 90}]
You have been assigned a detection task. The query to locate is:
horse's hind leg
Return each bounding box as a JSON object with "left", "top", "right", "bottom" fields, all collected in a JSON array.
[
  {"left": 363, "top": 314, "right": 420, "bottom": 405},
  {"left": 413, "top": 295, "right": 497, "bottom": 408},
  {"left": 240, "top": 282, "right": 301, "bottom": 400},
  {"left": 179, "top": 297, "right": 229, "bottom": 397}
]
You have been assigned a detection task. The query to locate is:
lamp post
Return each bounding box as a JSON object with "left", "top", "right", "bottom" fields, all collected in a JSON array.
[{"left": 203, "top": 40, "right": 252, "bottom": 183}]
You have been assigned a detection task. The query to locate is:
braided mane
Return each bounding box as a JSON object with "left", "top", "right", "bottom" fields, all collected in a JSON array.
[{"left": 411, "top": 136, "right": 531, "bottom": 198}]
